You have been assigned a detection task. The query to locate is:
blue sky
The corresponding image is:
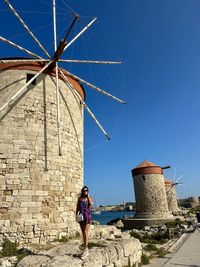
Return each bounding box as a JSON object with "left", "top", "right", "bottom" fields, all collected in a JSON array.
[{"left": 1, "top": 1, "right": 200, "bottom": 205}]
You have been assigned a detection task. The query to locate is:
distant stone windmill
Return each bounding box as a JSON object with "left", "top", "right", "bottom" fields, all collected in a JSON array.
[
  {"left": 0, "top": 0, "right": 125, "bottom": 244},
  {"left": 165, "top": 169, "right": 184, "bottom": 213},
  {"left": 123, "top": 160, "right": 173, "bottom": 230}
]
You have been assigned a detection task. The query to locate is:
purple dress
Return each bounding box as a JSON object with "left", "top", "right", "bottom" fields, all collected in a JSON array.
[{"left": 77, "top": 197, "right": 92, "bottom": 225}]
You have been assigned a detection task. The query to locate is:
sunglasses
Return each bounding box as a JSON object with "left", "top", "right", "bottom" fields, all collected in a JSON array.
[{"left": 83, "top": 189, "right": 88, "bottom": 192}]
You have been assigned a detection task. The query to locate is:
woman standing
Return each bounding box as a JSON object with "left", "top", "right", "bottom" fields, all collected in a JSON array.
[{"left": 76, "top": 186, "right": 93, "bottom": 260}]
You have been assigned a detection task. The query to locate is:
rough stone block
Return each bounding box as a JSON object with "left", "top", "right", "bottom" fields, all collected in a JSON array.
[
  {"left": 21, "top": 202, "right": 36, "bottom": 208},
  {"left": 35, "top": 191, "right": 48, "bottom": 196},
  {"left": 0, "top": 70, "right": 83, "bottom": 244},
  {"left": 121, "top": 237, "right": 142, "bottom": 258}
]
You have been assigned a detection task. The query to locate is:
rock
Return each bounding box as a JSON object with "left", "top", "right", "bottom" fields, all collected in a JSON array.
[
  {"left": 186, "top": 226, "right": 195, "bottom": 233},
  {"left": 120, "top": 237, "right": 142, "bottom": 260},
  {"left": 161, "top": 225, "right": 167, "bottom": 232},
  {"left": 121, "top": 232, "right": 131, "bottom": 239},
  {"left": 107, "top": 218, "right": 121, "bottom": 226},
  {"left": 92, "top": 220, "right": 100, "bottom": 225},
  {"left": 59, "top": 232, "right": 68, "bottom": 240},
  {"left": 18, "top": 246, "right": 37, "bottom": 255},
  {"left": 144, "top": 226, "right": 150, "bottom": 231},
  {"left": 129, "top": 228, "right": 139, "bottom": 234},
  {"left": 0, "top": 256, "right": 18, "bottom": 267},
  {"left": 90, "top": 225, "right": 122, "bottom": 239},
  {"left": 0, "top": 258, "right": 11, "bottom": 267},
  {"left": 17, "top": 236, "right": 142, "bottom": 267},
  {"left": 108, "top": 234, "right": 115, "bottom": 239},
  {"left": 17, "top": 255, "right": 50, "bottom": 267},
  {"left": 144, "top": 231, "right": 152, "bottom": 237},
  {"left": 44, "top": 255, "right": 82, "bottom": 267},
  {"left": 180, "top": 224, "right": 188, "bottom": 230},
  {"left": 159, "top": 230, "right": 166, "bottom": 235},
  {"left": 138, "top": 233, "right": 144, "bottom": 238},
  {"left": 115, "top": 220, "right": 124, "bottom": 229},
  {"left": 150, "top": 228, "right": 158, "bottom": 233}
]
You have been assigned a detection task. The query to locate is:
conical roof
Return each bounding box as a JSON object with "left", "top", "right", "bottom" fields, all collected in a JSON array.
[
  {"left": 134, "top": 160, "right": 157, "bottom": 169},
  {"left": 132, "top": 160, "right": 163, "bottom": 176}
]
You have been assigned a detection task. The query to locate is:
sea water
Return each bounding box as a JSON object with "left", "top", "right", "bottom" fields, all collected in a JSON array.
[{"left": 92, "top": 210, "right": 135, "bottom": 225}]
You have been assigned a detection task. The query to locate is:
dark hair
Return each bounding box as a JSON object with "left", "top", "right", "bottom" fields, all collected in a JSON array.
[{"left": 81, "top": 186, "right": 89, "bottom": 197}]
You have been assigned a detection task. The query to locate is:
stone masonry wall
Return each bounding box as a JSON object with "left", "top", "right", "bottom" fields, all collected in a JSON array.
[
  {"left": 133, "top": 174, "right": 172, "bottom": 219},
  {"left": 0, "top": 70, "right": 84, "bottom": 244},
  {"left": 165, "top": 185, "right": 179, "bottom": 213}
]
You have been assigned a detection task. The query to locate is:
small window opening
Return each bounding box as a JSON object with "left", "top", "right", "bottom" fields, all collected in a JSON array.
[
  {"left": 142, "top": 175, "right": 146, "bottom": 181},
  {"left": 26, "top": 73, "right": 36, "bottom": 85}
]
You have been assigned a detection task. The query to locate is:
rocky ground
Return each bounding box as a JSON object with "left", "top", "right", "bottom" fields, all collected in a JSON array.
[
  {"left": 0, "top": 213, "right": 198, "bottom": 267},
  {"left": 0, "top": 225, "right": 142, "bottom": 267}
]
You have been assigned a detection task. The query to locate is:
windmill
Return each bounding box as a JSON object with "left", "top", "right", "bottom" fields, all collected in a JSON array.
[
  {"left": 164, "top": 167, "right": 185, "bottom": 213},
  {"left": 0, "top": 1, "right": 126, "bottom": 243},
  {"left": 0, "top": 0, "right": 126, "bottom": 155}
]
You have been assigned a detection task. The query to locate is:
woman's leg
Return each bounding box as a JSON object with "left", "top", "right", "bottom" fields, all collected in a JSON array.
[
  {"left": 79, "top": 223, "right": 86, "bottom": 247},
  {"left": 80, "top": 224, "right": 90, "bottom": 259},
  {"left": 84, "top": 224, "right": 90, "bottom": 249}
]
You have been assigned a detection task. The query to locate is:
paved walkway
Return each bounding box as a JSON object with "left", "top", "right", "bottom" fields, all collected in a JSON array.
[{"left": 149, "top": 228, "right": 200, "bottom": 267}]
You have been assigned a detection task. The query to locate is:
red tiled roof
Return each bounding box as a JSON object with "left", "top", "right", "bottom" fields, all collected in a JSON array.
[
  {"left": 134, "top": 160, "right": 157, "bottom": 169},
  {"left": 132, "top": 160, "right": 162, "bottom": 176},
  {"left": 0, "top": 59, "right": 85, "bottom": 100}
]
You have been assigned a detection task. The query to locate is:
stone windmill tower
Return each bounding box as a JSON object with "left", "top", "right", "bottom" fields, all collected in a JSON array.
[
  {"left": 123, "top": 160, "right": 173, "bottom": 229},
  {"left": 188, "top": 197, "right": 200, "bottom": 208},
  {"left": 165, "top": 179, "right": 179, "bottom": 213},
  {"left": 132, "top": 160, "right": 171, "bottom": 219},
  {"left": 0, "top": 1, "right": 125, "bottom": 244}
]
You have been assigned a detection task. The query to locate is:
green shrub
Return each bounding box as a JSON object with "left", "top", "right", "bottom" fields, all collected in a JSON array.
[
  {"left": 165, "top": 218, "right": 182, "bottom": 228},
  {"left": 189, "top": 205, "right": 200, "bottom": 214},
  {"left": 175, "top": 218, "right": 181, "bottom": 224},
  {"left": 122, "top": 264, "right": 137, "bottom": 267},
  {"left": 157, "top": 248, "right": 167, "bottom": 258},
  {"left": 141, "top": 253, "right": 150, "bottom": 265},
  {"left": 130, "top": 231, "right": 168, "bottom": 244},
  {"left": 0, "top": 239, "right": 32, "bottom": 262},
  {"left": 144, "top": 243, "right": 158, "bottom": 252},
  {"left": 75, "top": 231, "right": 81, "bottom": 238},
  {"left": 17, "top": 248, "right": 33, "bottom": 262},
  {"left": 88, "top": 242, "right": 106, "bottom": 248},
  {"left": 173, "top": 228, "right": 180, "bottom": 236},
  {"left": 53, "top": 232, "right": 80, "bottom": 243},
  {"left": 149, "top": 232, "right": 168, "bottom": 244},
  {"left": 0, "top": 239, "right": 18, "bottom": 258},
  {"left": 79, "top": 241, "right": 106, "bottom": 249},
  {"left": 130, "top": 231, "right": 141, "bottom": 239}
]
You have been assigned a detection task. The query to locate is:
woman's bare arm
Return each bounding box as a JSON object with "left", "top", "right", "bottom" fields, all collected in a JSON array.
[
  {"left": 88, "top": 196, "right": 93, "bottom": 206},
  {"left": 76, "top": 198, "right": 80, "bottom": 215}
]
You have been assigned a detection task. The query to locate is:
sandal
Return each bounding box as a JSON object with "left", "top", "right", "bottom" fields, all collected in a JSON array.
[{"left": 81, "top": 248, "right": 89, "bottom": 260}]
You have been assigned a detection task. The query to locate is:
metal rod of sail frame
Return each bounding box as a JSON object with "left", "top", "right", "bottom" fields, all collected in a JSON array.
[
  {"left": 63, "top": 17, "right": 97, "bottom": 52},
  {"left": 0, "top": 36, "right": 41, "bottom": 59},
  {"left": 59, "top": 69, "right": 110, "bottom": 140},
  {"left": 64, "top": 69, "right": 126, "bottom": 104},
  {"left": 4, "top": 0, "right": 50, "bottom": 58},
  {"left": 60, "top": 59, "right": 122, "bottom": 64},
  {"left": 53, "top": 0, "right": 62, "bottom": 156},
  {"left": 0, "top": 59, "right": 49, "bottom": 63}
]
